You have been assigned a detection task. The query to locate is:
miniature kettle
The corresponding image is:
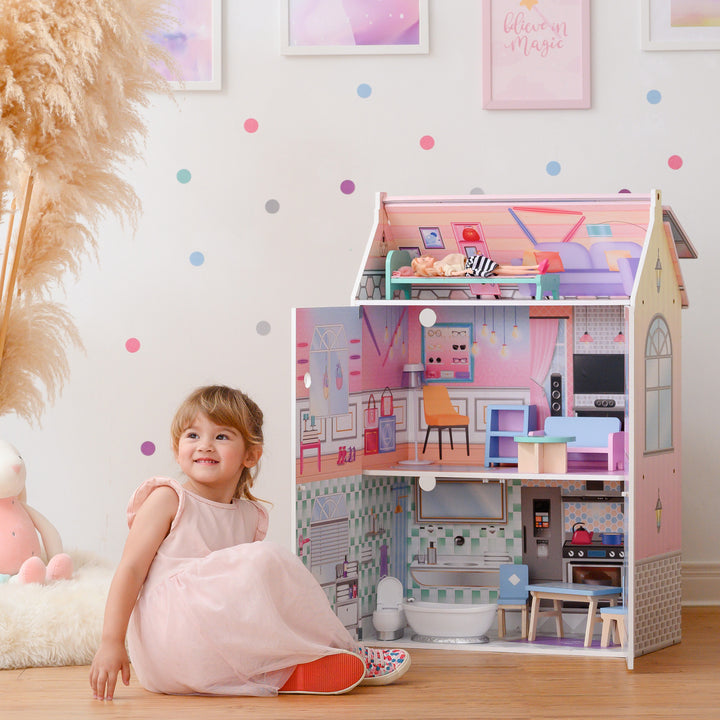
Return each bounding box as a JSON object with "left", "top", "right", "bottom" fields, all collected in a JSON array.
[{"left": 571, "top": 522, "right": 593, "bottom": 545}]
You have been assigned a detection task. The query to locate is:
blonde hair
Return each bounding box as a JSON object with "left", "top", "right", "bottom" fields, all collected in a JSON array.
[{"left": 171, "top": 385, "right": 264, "bottom": 501}]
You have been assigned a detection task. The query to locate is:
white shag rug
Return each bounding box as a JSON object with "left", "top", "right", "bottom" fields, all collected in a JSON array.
[{"left": 0, "top": 551, "right": 113, "bottom": 669}]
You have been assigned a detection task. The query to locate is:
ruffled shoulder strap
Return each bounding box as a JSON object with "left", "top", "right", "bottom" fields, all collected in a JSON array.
[
  {"left": 249, "top": 500, "right": 270, "bottom": 541},
  {"left": 127, "top": 477, "right": 185, "bottom": 530}
]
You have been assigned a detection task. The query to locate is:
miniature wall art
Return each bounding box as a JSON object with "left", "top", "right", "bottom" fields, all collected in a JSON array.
[
  {"left": 152, "top": 0, "right": 222, "bottom": 89},
  {"left": 642, "top": 0, "right": 720, "bottom": 50},
  {"left": 281, "top": 0, "right": 429, "bottom": 54},
  {"left": 482, "top": 0, "right": 591, "bottom": 109}
]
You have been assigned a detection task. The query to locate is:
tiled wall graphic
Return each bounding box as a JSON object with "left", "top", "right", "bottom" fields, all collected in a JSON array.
[{"left": 634, "top": 552, "right": 682, "bottom": 655}]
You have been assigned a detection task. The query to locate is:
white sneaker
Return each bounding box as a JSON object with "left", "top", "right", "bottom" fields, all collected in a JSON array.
[{"left": 357, "top": 646, "right": 411, "bottom": 686}]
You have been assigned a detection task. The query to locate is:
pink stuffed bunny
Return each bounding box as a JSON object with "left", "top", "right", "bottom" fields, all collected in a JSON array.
[{"left": 0, "top": 439, "right": 73, "bottom": 584}]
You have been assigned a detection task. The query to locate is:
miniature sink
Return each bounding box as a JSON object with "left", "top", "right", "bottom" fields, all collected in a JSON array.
[{"left": 410, "top": 554, "right": 511, "bottom": 588}]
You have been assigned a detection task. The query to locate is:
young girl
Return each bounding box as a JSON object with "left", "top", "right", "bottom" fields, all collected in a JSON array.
[{"left": 90, "top": 385, "right": 410, "bottom": 700}]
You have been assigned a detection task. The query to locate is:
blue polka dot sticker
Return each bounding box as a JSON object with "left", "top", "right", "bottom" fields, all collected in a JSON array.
[
  {"left": 176, "top": 169, "right": 192, "bottom": 184},
  {"left": 546, "top": 161, "right": 561, "bottom": 177},
  {"left": 189, "top": 251, "right": 205, "bottom": 267},
  {"left": 265, "top": 199, "right": 280, "bottom": 214},
  {"left": 647, "top": 90, "right": 662, "bottom": 105},
  {"left": 357, "top": 83, "right": 372, "bottom": 98},
  {"left": 256, "top": 320, "right": 271, "bottom": 336}
]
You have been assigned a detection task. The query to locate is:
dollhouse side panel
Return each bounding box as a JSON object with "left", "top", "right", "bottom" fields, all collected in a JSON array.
[{"left": 630, "top": 191, "right": 683, "bottom": 655}]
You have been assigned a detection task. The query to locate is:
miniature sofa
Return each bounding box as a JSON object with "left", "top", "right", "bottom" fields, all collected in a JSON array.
[
  {"left": 516, "top": 241, "right": 642, "bottom": 297},
  {"left": 534, "top": 416, "right": 625, "bottom": 471},
  {"left": 385, "top": 250, "right": 559, "bottom": 300}
]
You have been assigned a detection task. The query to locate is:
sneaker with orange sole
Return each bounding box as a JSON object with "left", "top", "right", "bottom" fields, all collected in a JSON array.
[{"left": 278, "top": 650, "right": 366, "bottom": 695}]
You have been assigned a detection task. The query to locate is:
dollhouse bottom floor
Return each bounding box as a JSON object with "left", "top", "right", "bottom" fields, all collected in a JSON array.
[
  {"left": 369, "top": 630, "right": 626, "bottom": 660},
  {"left": 362, "top": 616, "right": 627, "bottom": 661}
]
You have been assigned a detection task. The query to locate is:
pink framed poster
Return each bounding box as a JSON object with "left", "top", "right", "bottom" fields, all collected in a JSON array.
[
  {"left": 281, "top": 0, "right": 429, "bottom": 55},
  {"left": 482, "top": 0, "right": 591, "bottom": 110}
]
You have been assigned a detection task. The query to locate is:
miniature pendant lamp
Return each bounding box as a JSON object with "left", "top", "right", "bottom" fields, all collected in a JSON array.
[
  {"left": 579, "top": 306, "right": 593, "bottom": 343},
  {"left": 399, "top": 363, "right": 431, "bottom": 465}
]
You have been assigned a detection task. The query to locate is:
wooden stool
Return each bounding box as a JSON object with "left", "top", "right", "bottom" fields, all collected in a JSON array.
[{"left": 600, "top": 606, "right": 627, "bottom": 648}]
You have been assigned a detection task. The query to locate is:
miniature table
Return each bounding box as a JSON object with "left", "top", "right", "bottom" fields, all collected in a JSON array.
[
  {"left": 514, "top": 435, "right": 575, "bottom": 474},
  {"left": 526, "top": 582, "right": 622, "bottom": 647}
]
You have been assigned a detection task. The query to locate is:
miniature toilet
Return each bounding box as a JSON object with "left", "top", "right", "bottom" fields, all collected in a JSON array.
[{"left": 372, "top": 576, "right": 406, "bottom": 640}]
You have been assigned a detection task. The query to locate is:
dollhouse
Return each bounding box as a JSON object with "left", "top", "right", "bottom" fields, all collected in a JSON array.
[{"left": 292, "top": 190, "right": 696, "bottom": 669}]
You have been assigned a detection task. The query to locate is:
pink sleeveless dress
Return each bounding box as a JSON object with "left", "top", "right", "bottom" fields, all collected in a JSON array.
[{"left": 126, "top": 478, "right": 356, "bottom": 696}]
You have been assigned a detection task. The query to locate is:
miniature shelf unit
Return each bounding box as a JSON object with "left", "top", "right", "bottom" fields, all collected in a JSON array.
[
  {"left": 485, "top": 405, "right": 538, "bottom": 467},
  {"left": 294, "top": 191, "right": 696, "bottom": 669}
]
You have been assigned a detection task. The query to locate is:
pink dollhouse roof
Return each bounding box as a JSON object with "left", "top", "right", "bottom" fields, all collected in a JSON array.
[{"left": 353, "top": 192, "right": 696, "bottom": 305}]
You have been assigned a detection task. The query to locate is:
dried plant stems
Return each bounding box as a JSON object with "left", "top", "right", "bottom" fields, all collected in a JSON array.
[
  {"left": 0, "top": 197, "right": 17, "bottom": 304},
  {"left": 0, "top": 172, "right": 34, "bottom": 367}
]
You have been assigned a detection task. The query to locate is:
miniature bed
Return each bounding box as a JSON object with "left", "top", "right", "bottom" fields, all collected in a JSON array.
[{"left": 385, "top": 250, "right": 560, "bottom": 301}]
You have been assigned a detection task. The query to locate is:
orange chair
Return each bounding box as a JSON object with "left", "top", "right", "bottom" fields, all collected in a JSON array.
[{"left": 421, "top": 385, "right": 470, "bottom": 460}]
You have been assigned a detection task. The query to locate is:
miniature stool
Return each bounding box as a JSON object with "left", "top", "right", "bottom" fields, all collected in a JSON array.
[{"left": 600, "top": 605, "right": 627, "bottom": 648}]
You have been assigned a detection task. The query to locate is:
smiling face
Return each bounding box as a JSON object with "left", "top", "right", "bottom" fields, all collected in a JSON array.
[{"left": 176, "top": 413, "right": 261, "bottom": 503}]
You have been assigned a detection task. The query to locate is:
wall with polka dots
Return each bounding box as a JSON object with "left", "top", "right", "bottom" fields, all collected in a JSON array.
[{"left": 0, "top": 2, "right": 716, "bottom": 581}]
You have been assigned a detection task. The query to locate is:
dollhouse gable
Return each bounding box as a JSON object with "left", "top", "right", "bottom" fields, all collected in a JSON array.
[{"left": 352, "top": 192, "right": 694, "bottom": 304}]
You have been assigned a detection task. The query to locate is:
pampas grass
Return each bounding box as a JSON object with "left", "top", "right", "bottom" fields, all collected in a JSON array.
[
  {"left": 0, "top": 551, "right": 113, "bottom": 669},
  {"left": 0, "top": 0, "right": 174, "bottom": 423}
]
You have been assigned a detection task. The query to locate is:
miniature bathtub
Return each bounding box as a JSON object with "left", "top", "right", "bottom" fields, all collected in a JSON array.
[{"left": 402, "top": 599, "right": 498, "bottom": 644}]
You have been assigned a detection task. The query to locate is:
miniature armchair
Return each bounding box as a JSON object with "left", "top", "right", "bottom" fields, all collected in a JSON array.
[{"left": 421, "top": 385, "right": 470, "bottom": 461}]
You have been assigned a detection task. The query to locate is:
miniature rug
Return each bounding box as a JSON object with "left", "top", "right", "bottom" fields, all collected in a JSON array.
[{"left": 0, "top": 551, "right": 113, "bottom": 669}]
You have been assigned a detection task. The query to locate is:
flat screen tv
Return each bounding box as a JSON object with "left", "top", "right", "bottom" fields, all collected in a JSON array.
[{"left": 573, "top": 353, "right": 625, "bottom": 395}]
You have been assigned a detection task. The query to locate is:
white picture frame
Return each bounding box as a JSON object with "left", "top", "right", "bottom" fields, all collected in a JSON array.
[
  {"left": 642, "top": 0, "right": 720, "bottom": 51},
  {"left": 154, "top": 0, "right": 222, "bottom": 90},
  {"left": 281, "top": 0, "right": 429, "bottom": 55}
]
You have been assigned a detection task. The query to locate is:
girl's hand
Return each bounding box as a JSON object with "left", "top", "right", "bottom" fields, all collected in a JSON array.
[{"left": 89, "top": 640, "right": 131, "bottom": 700}]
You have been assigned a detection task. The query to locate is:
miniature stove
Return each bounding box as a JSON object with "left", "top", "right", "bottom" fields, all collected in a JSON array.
[{"left": 562, "top": 539, "right": 624, "bottom": 560}]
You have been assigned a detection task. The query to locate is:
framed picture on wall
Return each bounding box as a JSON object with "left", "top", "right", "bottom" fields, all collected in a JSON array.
[
  {"left": 152, "top": 0, "right": 222, "bottom": 90},
  {"left": 281, "top": 0, "right": 429, "bottom": 55},
  {"left": 642, "top": 0, "right": 720, "bottom": 50},
  {"left": 419, "top": 227, "right": 444, "bottom": 250},
  {"left": 482, "top": 0, "right": 591, "bottom": 109}
]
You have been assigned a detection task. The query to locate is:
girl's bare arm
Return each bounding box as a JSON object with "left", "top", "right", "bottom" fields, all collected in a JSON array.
[{"left": 89, "top": 486, "right": 179, "bottom": 700}]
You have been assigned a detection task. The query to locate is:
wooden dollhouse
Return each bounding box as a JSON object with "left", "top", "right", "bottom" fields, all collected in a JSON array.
[{"left": 293, "top": 190, "right": 695, "bottom": 669}]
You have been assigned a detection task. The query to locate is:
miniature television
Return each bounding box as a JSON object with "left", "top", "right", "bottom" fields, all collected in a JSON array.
[{"left": 573, "top": 353, "right": 626, "bottom": 395}]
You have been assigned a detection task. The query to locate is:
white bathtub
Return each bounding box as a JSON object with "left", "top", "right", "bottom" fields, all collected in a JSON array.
[{"left": 401, "top": 599, "right": 498, "bottom": 644}]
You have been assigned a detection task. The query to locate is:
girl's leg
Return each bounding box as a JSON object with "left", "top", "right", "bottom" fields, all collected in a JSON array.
[{"left": 494, "top": 258, "right": 549, "bottom": 276}]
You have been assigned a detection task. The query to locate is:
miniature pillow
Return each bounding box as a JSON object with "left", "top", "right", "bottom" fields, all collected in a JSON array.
[
  {"left": 533, "top": 251, "right": 564, "bottom": 273},
  {"left": 604, "top": 250, "right": 631, "bottom": 272}
]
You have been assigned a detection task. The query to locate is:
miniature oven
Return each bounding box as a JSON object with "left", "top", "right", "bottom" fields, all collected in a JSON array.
[{"left": 562, "top": 540, "right": 625, "bottom": 602}]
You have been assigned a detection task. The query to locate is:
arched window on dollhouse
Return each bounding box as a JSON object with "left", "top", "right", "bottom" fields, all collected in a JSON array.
[{"left": 645, "top": 315, "right": 673, "bottom": 453}]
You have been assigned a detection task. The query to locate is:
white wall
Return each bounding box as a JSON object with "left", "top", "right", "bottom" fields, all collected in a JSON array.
[{"left": 0, "top": 2, "right": 717, "bottom": 599}]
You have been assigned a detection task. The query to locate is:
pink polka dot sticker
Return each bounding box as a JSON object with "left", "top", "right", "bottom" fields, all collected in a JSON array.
[
  {"left": 420, "top": 135, "right": 435, "bottom": 150},
  {"left": 340, "top": 179, "right": 355, "bottom": 195},
  {"left": 125, "top": 338, "right": 141, "bottom": 353},
  {"left": 244, "top": 118, "right": 259, "bottom": 133},
  {"left": 668, "top": 155, "right": 683, "bottom": 170}
]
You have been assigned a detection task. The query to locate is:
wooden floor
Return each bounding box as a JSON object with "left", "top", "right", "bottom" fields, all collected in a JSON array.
[{"left": 3, "top": 607, "right": 719, "bottom": 720}]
